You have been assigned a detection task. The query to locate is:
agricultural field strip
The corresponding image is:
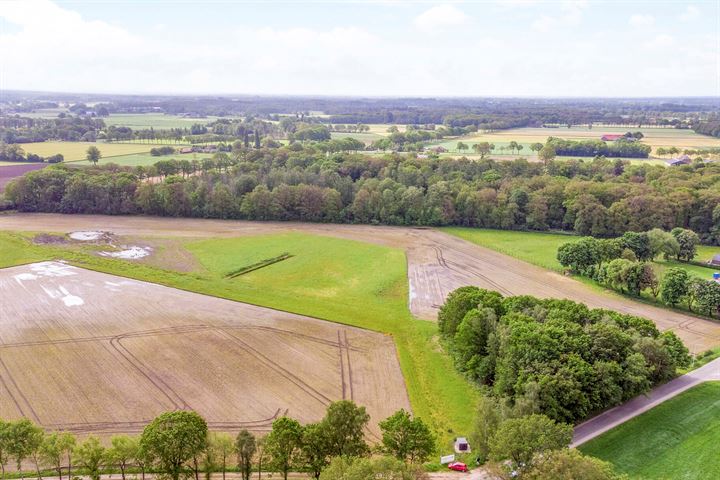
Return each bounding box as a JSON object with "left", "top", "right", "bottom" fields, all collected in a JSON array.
[
  {"left": 1, "top": 214, "right": 719, "bottom": 353},
  {"left": 0, "top": 261, "right": 406, "bottom": 437}
]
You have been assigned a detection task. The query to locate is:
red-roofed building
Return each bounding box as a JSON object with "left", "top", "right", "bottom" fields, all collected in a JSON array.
[{"left": 601, "top": 134, "right": 624, "bottom": 141}]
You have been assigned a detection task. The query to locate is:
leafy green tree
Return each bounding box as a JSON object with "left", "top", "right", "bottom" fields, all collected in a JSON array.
[
  {"left": 7, "top": 419, "right": 43, "bottom": 479},
  {"left": 319, "top": 456, "right": 426, "bottom": 480},
  {"left": 661, "top": 331, "right": 691, "bottom": 369},
  {"left": 470, "top": 396, "right": 505, "bottom": 464},
  {"left": 647, "top": 228, "right": 680, "bottom": 260},
  {"left": 323, "top": 401, "right": 370, "bottom": 458},
  {"left": 661, "top": 268, "right": 689, "bottom": 306},
  {"left": 523, "top": 449, "right": 625, "bottom": 480},
  {"left": 209, "top": 433, "right": 234, "bottom": 480},
  {"left": 0, "top": 421, "right": 9, "bottom": 480},
  {"left": 40, "top": 432, "right": 76, "bottom": 480},
  {"left": 539, "top": 145, "right": 556, "bottom": 165},
  {"left": 139, "top": 411, "right": 208, "bottom": 480},
  {"left": 108, "top": 436, "right": 138, "bottom": 480},
  {"left": 301, "top": 423, "right": 331, "bottom": 479},
  {"left": 489, "top": 414, "right": 572, "bottom": 474},
  {"left": 557, "top": 238, "right": 600, "bottom": 273},
  {"left": 694, "top": 279, "right": 720, "bottom": 317},
  {"left": 86, "top": 146, "right": 101, "bottom": 165},
  {"left": 74, "top": 437, "right": 105, "bottom": 480},
  {"left": 621, "top": 232, "right": 651, "bottom": 261},
  {"left": 266, "top": 417, "right": 302, "bottom": 480},
  {"left": 671, "top": 228, "right": 700, "bottom": 262},
  {"left": 254, "top": 436, "right": 268, "bottom": 480},
  {"left": 456, "top": 142, "right": 468, "bottom": 154},
  {"left": 454, "top": 308, "right": 498, "bottom": 383},
  {"left": 235, "top": 430, "right": 256, "bottom": 480},
  {"left": 378, "top": 409, "right": 435, "bottom": 463}
]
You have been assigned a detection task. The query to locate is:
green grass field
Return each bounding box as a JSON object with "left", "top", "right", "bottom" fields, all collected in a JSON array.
[
  {"left": 443, "top": 227, "right": 720, "bottom": 282},
  {"left": 20, "top": 142, "right": 168, "bottom": 162},
  {"left": 0, "top": 230, "right": 477, "bottom": 448},
  {"left": 330, "top": 131, "right": 383, "bottom": 144},
  {"left": 94, "top": 152, "right": 201, "bottom": 167},
  {"left": 580, "top": 382, "right": 720, "bottom": 479}
]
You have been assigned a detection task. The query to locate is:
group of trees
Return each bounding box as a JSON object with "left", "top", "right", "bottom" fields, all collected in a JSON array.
[
  {"left": 0, "top": 402, "right": 434, "bottom": 480},
  {"left": 9, "top": 147, "right": 720, "bottom": 243},
  {"left": 438, "top": 287, "right": 690, "bottom": 425},
  {"left": 0, "top": 116, "right": 103, "bottom": 143},
  {"left": 556, "top": 229, "right": 720, "bottom": 317},
  {"left": 546, "top": 137, "right": 651, "bottom": 158}
]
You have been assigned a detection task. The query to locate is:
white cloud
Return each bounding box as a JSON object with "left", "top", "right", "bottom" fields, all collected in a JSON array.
[
  {"left": 629, "top": 14, "right": 655, "bottom": 27},
  {"left": 532, "top": 0, "right": 587, "bottom": 32},
  {"left": 680, "top": 5, "right": 700, "bottom": 22},
  {"left": 414, "top": 4, "right": 469, "bottom": 33},
  {"left": 644, "top": 34, "right": 675, "bottom": 48}
]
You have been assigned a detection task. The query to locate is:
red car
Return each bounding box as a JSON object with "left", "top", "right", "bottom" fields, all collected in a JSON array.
[{"left": 448, "top": 462, "right": 469, "bottom": 472}]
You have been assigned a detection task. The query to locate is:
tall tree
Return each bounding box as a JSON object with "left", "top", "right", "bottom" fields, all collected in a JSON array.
[
  {"left": 139, "top": 411, "right": 208, "bottom": 480},
  {"left": 235, "top": 430, "right": 256, "bottom": 480},
  {"left": 86, "top": 146, "right": 101, "bottom": 165},
  {"left": 378, "top": 409, "right": 435, "bottom": 463},
  {"left": 322, "top": 401, "right": 370, "bottom": 458},
  {"left": 74, "top": 437, "right": 105, "bottom": 480},
  {"left": 266, "top": 417, "right": 302, "bottom": 480},
  {"left": 108, "top": 436, "right": 138, "bottom": 480}
]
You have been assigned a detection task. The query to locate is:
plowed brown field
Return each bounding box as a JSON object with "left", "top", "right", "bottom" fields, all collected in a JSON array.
[{"left": 0, "top": 261, "right": 409, "bottom": 437}]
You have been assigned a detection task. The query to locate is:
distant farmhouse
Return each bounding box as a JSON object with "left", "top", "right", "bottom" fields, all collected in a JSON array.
[
  {"left": 427, "top": 146, "right": 448, "bottom": 154},
  {"left": 601, "top": 134, "right": 624, "bottom": 142},
  {"left": 666, "top": 154, "right": 692, "bottom": 167}
]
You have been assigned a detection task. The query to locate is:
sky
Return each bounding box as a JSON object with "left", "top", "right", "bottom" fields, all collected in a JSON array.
[{"left": 0, "top": 0, "right": 718, "bottom": 97}]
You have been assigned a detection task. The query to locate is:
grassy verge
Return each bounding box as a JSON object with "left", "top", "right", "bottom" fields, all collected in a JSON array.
[
  {"left": 579, "top": 382, "right": 720, "bottom": 479},
  {"left": 0, "top": 231, "right": 477, "bottom": 448}
]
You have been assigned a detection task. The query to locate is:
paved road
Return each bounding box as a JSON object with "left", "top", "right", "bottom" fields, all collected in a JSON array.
[{"left": 572, "top": 357, "right": 720, "bottom": 447}]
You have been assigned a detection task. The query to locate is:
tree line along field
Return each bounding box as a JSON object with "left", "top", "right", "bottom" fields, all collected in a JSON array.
[
  {"left": 428, "top": 125, "right": 720, "bottom": 158},
  {"left": 0, "top": 228, "right": 476, "bottom": 446},
  {"left": 579, "top": 382, "right": 720, "bottom": 479},
  {"left": 443, "top": 227, "right": 720, "bottom": 281}
]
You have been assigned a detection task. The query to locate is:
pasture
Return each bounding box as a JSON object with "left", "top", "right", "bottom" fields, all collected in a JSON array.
[
  {"left": 0, "top": 260, "right": 409, "bottom": 436},
  {"left": 579, "top": 382, "right": 720, "bottom": 479},
  {"left": 330, "top": 131, "right": 383, "bottom": 143},
  {"left": 20, "top": 142, "right": 167, "bottom": 162},
  {"left": 96, "top": 152, "right": 191, "bottom": 167}
]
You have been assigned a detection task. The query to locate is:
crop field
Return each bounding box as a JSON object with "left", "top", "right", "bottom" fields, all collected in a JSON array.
[
  {"left": 579, "top": 382, "right": 720, "bottom": 479},
  {"left": 20, "top": 142, "right": 167, "bottom": 162},
  {"left": 0, "top": 260, "right": 409, "bottom": 437},
  {"left": 0, "top": 163, "right": 46, "bottom": 191}
]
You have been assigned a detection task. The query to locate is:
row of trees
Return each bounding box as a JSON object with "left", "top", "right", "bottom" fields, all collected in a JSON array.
[
  {"left": 555, "top": 229, "right": 720, "bottom": 317},
  {"left": 438, "top": 287, "right": 690, "bottom": 424},
  {"left": 8, "top": 147, "right": 720, "bottom": 242},
  {"left": 0, "top": 401, "right": 435, "bottom": 480},
  {"left": 546, "top": 137, "right": 652, "bottom": 158}
]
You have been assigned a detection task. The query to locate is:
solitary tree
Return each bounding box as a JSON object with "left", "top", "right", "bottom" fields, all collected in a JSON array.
[
  {"left": 86, "top": 146, "right": 101, "bottom": 165},
  {"left": 140, "top": 411, "right": 208, "bottom": 480}
]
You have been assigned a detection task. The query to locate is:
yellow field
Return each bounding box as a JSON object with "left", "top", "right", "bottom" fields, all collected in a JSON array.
[{"left": 21, "top": 142, "right": 167, "bottom": 162}]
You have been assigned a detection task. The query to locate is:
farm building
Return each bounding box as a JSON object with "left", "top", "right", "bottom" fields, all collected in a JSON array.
[
  {"left": 710, "top": 254, "right": 720, "bottom": 267},
  {"left": 454, "top": 437, "right": 471, "bottom": 454},
  {"left": 666, "top": 154, "right": 692, "bottom": 166},
  {"left": 601, "top": 134, "right": 624, "bottom": 141},
  {"left": 427, "top": 146, "right": 448, "bottom": 153},
  {"left": 179, "top": 147, "right": 193, "bottom": 154}
]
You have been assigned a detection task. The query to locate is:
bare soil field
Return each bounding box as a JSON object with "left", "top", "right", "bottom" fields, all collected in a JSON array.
[
  {"left": 1, "top": 214, "right": 720, "bottom": 354},
  {"left": 0, "top": 261, "right": 409, "bottom": 437},
  {"left": 0, "top": 163, "right": 46, "bottom": 191}
]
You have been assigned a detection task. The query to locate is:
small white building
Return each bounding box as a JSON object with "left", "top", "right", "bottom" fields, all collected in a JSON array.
[{"left": 454, "top": 437, "right": 471, "bottom": 454}]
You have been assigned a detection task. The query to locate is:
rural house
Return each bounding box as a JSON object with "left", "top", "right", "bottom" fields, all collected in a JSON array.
[
  {"left": 601, "top": 134, "right": 624, "bottom": 141},
  {"left": 666, "top": 154, "right": 692, "bottom": 166}
]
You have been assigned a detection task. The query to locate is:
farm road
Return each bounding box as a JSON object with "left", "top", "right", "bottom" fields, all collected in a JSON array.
[
  {"left": 2, "top": 213, "right": 720, "bottom": 353},
  {"left": 571, "top": 357, "right": 720, "bottom": 447}
]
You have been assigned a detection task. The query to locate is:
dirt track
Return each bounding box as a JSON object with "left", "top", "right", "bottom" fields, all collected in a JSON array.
[
  {"left": 1, "top": 213, "right": 720, "bottom": 353},
  {"left": 0, "top": 261, "right": 409, "bottom": 437}
]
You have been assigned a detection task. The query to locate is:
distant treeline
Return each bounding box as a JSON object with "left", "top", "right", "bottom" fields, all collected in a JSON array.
[
  {"left": 547, "top": 137, "right": 652, "bottom": 158},
  {"left": 694, "top": 118, "right": 720, "bottom": 138},
  {"left": 6, "top": 148, "right": 720, "bottom": 243}
]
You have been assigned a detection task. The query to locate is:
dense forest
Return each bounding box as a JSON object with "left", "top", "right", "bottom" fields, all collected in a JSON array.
[
  {"left": 6, "top": 147, "right": 720, "bottom": 243},
  {"left": 438, "top": 287, "right": 689, "bottom": 424}
]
